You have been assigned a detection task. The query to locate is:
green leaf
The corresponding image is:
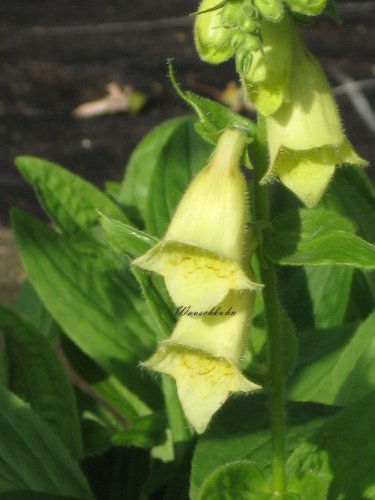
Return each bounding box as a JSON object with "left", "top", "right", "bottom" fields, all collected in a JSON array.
[
  {"left": 0, "top": 385, "right": 92, "bottom": 498},
  {"left": 197, "top": 462, "right": 273, "bottom": 500},
  {"left": 15, "top": 281, "right": 60, "bottom": 341},
  {"left": 145, "top": 118, "right": 213, "bottom": 238},
  {"left": 0, "top": 304, "right": 82, "bottom": 459},
  {"left": 99, "top": 213, "right": 175, "bottom": 339},
  {"left": 15, "top": 156, "right": 128, "bottom": 234},
  {"left": 117, "top": 116, "right": 195, "bottom": 225},
  {"left": 289, "top": 312, "right": 375, "bottom": 406},
  {"left": 264, "top": 207, "right": 375, "bottom": 268},
  {"left": 168, "top": 62, "right": 256, "bottom": 144},
  {"left": 279, "top": 264, "right": 353, "bottom": 331},
  {"left": 190, "top": 395, "right": 336, "bottom": 499},
  {"left": 287, "top": 471, "right": 328, "bottom": 500},
  {"left": 82, "top": 411, "right": 166, "bottom": 456},
  {"left": 287, "top": 390, "right": 375, "bottom": 499},
  {"left": 12, "top": 209, "right": 162, "bottom": 415},
  {"left": 99, "top": 212, "right": 157, "bottom": 258}
]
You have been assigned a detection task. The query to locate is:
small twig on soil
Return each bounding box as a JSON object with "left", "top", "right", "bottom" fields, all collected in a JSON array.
[{"left": 73, "top": 83, "right": 146, "bottom": 118}]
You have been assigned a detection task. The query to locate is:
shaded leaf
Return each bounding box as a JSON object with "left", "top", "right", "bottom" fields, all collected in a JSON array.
[
  {"left": 12, "top": 209, "right": 162, "bottom": 414},
  {"left": 287, "top": 390, "right": 375, "bottom": 499},
  {"left": 265, "top": 208, "right": 375, "bottom": 268},
  {"left": 0, "top": 385, "right": 92, "bottom": 498},
  {"left": 289, "top": 312, "right": 375, "bottom": 406},
  {"left": 0, "top": 304, "right": 82, "bottom": 459},
  {"left": 190, "top": 395, "right": 336, "bottom": 498},
  {"left": 197, "top": 462, "right": 273, "bottom": 500}
]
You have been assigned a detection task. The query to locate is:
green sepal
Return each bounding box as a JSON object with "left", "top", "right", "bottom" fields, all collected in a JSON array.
[{"left": 168, "top": 61, "right": 256, "bottom": 144}]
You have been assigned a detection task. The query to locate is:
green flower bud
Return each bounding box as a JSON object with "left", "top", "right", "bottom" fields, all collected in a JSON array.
[
  {"left": 243, "top": 15, "right": 293, "bottom": 115},
  {"left": 236, "top": 48, "right": 253, "bottom": 74},
  {"left": 239, "top": 16, "right": 259, "bottom": 33},
  {"left": 194, "top": 0, "right": 235, "bottom": 64},
  {"left": 229, "top": 30, "right": 247, "bottom": 49},
  {"left": 285, "top": 0, "right": 326, "bottom": 16},
  {"left": 221, "top": 0, "right": 242, "bottom": 27},
  {"left": 254, "top": 0, "right": 284, "bottom": 22}
]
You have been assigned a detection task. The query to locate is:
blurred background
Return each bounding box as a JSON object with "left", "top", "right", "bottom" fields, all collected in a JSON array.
[{"left": 1, "top": 0, "right": 374, "bottom": 298}]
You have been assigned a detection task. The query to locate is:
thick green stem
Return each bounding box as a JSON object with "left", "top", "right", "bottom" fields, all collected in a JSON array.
[{"left": 252, "top": 116, "right": 287, "bottom": 492}]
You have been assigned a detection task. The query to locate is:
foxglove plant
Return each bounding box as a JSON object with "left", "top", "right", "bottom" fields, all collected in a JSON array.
[{"left": 4, "top": 0, "right": 375, "bottom": 498}]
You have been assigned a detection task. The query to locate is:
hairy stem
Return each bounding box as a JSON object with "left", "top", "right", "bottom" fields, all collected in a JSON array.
[{"left": 252, "top": 116, "right": 287, "bottom": 492}]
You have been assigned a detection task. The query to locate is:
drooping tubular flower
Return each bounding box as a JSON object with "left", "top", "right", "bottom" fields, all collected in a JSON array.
[
  {"left": 133, "top": 129, "right": 261, "bottom": 310},
  {"left": 143, "top": 290, "right": 261, "bottom": 434},
  {"left": 261, "top": 17, "right": 367, "bottom": 207}
]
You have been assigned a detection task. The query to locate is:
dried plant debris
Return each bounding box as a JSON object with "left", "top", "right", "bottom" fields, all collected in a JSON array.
[{"left": 73, "top": 83, "right": 147, "bottom": 118}]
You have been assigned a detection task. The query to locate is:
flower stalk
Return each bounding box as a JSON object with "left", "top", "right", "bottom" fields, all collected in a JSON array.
[{"left": 252, "top": 116, "right": 287, "bottom": 493}]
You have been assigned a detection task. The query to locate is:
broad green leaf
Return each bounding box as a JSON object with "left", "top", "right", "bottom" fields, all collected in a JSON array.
[
  {"left": 279, "top": 265, "right": 353, "bottom": 331},
  {"left": 289, "top": 312, "right": 375, "bottom": 406},
  {"left": 264, "top": 208, "right": 375, "bottom": 268},
  {"left": 0, "top": 304, "right": 82, "bottom": 458},
  {"left": 145, "top": 118, "right": 213, "bottom": 237},
  {"left": 168, "top": 62, "right": 256, "bottom": 144},
  {"left": 12, "top": 209, "right": 162, "bottom": 414},
  {"left": 0, "top": 385, "right": 92, "bottom": 498},
  {"left": 324, "top": 167, "right": 375, "bottom": 244},
  {"left": 15, "top": 281, "right": 60, "bottom": 341},
  {"left": 197, "top": 462, "right": 273, "bottom": 500},
  {"left": 287, "top": 390, "right": 375, "bottom": 499},
  {"left": 190, "top": 395, "right": 336, "bottom": 499},
  {"left": 288, "top": 471, "right": 328, "bottom": 500},
  {"left": 117, "top": 116, "right": 195, "bottom": 224},
  {"left": 303, "top": 266, "right": 353, "bottom": 329},
  {"left": 15, "top": 156, "right": 128, "bottom": 234},
  {"left": 99, "top": 213, "right": 175, "bottom": 339}
]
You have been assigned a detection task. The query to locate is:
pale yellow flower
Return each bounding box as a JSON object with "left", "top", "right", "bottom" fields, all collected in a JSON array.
[
  {"left": 263, "top": 22, "right": 367, "bottom": 207},
  {"left": 143, "top": 290, "right": 260, "bottom": 433},
  {"left": 133, "top": 129, "right": 261, "bottom": 310}
]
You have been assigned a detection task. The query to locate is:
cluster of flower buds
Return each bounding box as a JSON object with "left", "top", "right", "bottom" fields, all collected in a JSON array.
[
  {"left": 194, "top": 0, "right": 262, "bottom": 73},
  {"left": 133, "top": 129, "right": 261, "bottom": 433},
  {"left": 194, "top": 0, "right": 327, "bottom": 74}
]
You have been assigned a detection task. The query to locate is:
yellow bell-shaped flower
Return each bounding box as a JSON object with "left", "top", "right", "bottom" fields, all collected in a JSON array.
[
  {"left": 263, "top": 24, "right": 367, "bottom": 207},
  {"left": 143, "top": 290, "right": 261, "bottom": 433},
  {"left": 133, "top": 129, "right": 261, "bottom": 310}
]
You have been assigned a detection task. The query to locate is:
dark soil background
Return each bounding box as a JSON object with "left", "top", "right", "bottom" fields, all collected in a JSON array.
[{"left": 1, "top": 1, "right": 375, "bottom": 225}]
